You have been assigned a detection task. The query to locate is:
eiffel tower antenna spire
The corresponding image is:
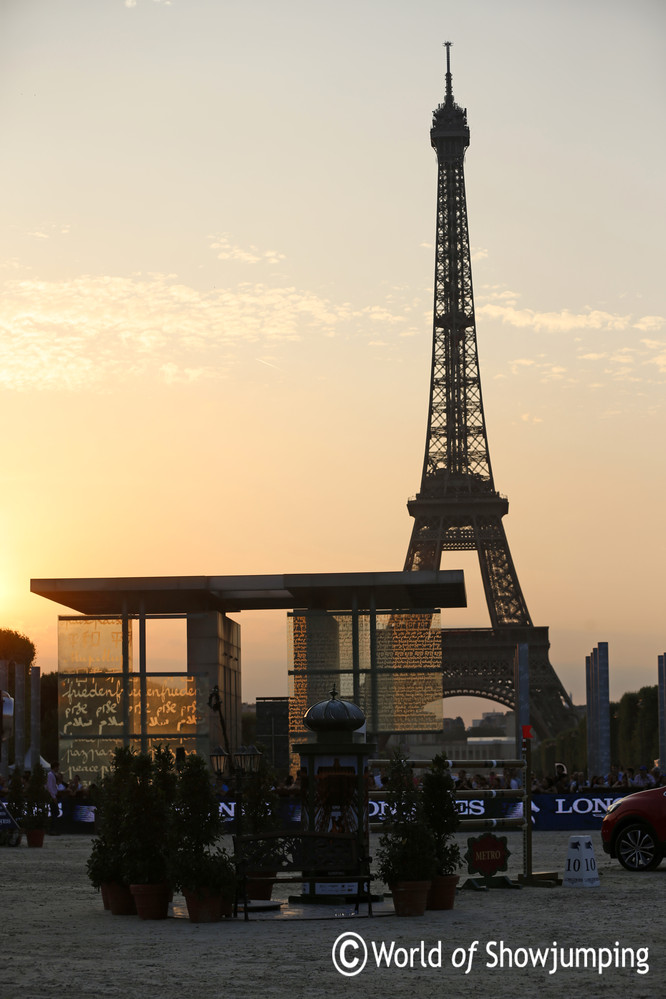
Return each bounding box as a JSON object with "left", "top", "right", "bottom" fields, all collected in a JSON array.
[{"left": 444, "top": 40, "right": 453, "bottom": 104}]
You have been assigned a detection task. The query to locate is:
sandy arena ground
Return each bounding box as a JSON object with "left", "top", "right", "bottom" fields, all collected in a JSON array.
[{"left": 1, "top": 829, "right": 662, "bottom": 999}]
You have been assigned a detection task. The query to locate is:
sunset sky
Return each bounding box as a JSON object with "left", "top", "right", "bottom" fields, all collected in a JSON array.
[{"left": 1, "top": 0, "right": 664, "bottom": 723}]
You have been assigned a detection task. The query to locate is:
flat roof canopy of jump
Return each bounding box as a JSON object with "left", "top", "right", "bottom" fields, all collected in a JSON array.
[{"left": 30, "top": 570, "right": 466, "bottom": 616}]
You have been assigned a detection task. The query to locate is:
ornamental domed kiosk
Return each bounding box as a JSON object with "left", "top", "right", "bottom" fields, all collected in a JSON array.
[
  {"left": 292, "top": 688, "right": 377, "bottom": 904},
  {"left": 302, "top": 687, "right": 367, "bottom": 735}
]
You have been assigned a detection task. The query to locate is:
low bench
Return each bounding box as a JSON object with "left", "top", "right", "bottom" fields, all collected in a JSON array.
[{"left": 234, "top": 831, "right": 373, "bottom": 918}]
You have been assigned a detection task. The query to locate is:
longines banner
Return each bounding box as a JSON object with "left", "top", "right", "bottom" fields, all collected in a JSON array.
[
  {"left": 368, "top": 792, "right": 632, "bottom": 831},
  {"left": 219, "top": 792, "right": 632, "bottom": 831},
  {"left": 522, "top": 792, "right": 631, "bottom": 831}
]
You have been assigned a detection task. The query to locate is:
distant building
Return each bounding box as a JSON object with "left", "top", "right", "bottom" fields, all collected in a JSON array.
[
  {"left": 470, "top": 710, "right": 511, "bottom": 731},
  {"left": 255, "top": 696, "right": 290, "bottom": 774}
]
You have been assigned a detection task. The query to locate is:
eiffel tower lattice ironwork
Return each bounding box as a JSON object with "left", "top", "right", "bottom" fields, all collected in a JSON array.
[{"left": 404, "top": 44, "right": 575, "bottom": 739}]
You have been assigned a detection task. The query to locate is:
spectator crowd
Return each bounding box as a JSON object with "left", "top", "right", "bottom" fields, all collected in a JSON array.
[{"left": 448, "top": 763, "right": 665, "bottom": 794}]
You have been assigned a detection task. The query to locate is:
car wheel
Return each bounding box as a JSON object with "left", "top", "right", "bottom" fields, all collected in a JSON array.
[{"left": 615, "top": 823, "right": 662, "bottom": 871}]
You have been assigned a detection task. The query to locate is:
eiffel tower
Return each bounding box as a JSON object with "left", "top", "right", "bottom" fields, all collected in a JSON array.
[{"left": 404, "top": 44, "right": 576, "bottom": 740}]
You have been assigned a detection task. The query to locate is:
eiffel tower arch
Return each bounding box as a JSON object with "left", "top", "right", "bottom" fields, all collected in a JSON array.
[{"left": 403, "top": 45, "right": 576, "bottom": 741}]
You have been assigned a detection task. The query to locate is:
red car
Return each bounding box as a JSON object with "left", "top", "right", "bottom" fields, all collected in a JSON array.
[{"left": 601, "top": 786, "right": 666, "bottom": 870}]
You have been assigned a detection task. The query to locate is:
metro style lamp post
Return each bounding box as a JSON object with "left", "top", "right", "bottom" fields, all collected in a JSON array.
[
  {"left": 208, "top": 744, "right": 262, "bottom": 781},
  {"left": 209, "top": 744, "right": 231, "bottom": 781},
  {"left": 208, "top": 686, "right": 262, "bottom": 834}
]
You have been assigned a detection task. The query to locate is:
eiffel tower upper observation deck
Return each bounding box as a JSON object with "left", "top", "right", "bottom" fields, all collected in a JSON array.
[{"left": 404, "top": 45, "right": 576, "bottom": 738}]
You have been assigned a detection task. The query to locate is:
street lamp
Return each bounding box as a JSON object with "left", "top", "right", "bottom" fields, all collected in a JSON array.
[
  {"left": 209, "top": 745, "right": 231, "bottom": 779},
  {"left": 233, "top": 745, "right": 262, "bottom": 775},
  {"left": 207, "top": 685, "right": 262, "bottom": 775},
  {"left": 207, "top": 687, "right": 263, "bottom": 837}
]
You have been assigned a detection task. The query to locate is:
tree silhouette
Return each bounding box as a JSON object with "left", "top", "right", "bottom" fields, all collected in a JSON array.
[{"left": 0, "top": 629, "right": 36, "bottom": 667}]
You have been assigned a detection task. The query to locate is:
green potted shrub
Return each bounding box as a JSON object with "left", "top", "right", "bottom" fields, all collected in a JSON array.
[
  {"left": 23, "top": 763, "right": 51, "bottom": 847},
  {"left": 86, "top": 746, "right": 136, "bottom": 914},
  {"left": 173, "top": 847, "right": 236, "bottom": 922},
  {"left": 172, "top": 753, "right": 236, "bottom": 921},
  {"left": 375, "top": 749, "right": 437, "bottom": 916},
  {"left": 240, "top": 753, "right": 278, "bottom": 835},
  {"left": 86, "top": 836, "right": 125, "bottom": 910},
  {"left": 174, "top": 753, "right": 222, "bottom": 847},
  {"left": 238, "top": 752, "right": 279, "bottom": 901},
  {"left": 422, "top": 753, "right": 461, "bottom": 909},
  {"left": 122, "top": 745, "right": 176, "bottom": 919}
]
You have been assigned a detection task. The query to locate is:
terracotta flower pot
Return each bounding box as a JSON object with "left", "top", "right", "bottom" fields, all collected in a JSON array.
[
  {"left": 245, "top": 873, "right": 276, "bottom": 901},
  {"left": 25, "top": 828, "right": 45, "bottom": 848},
  {"left": 105, "top": 882, "right": 137, "bottom": 916},
  {"left": 389, "top": 880, "right": 431, "bottom": 917},
  {"left": 426, "top": 874, "right": 459, "bottom": 910},
  {"left": 130, "top": 883, "right": 171, "bottom": 920},
  {"left": 183, "top": 889, "right": 234, "bottom": 922}
]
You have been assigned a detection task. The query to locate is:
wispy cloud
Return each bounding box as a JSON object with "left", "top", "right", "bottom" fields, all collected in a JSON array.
[
  {"left": 478, "top": 287, "right": 521, "bottom": 305},
  {"left": 478, "top": 302, "right": 637, "bottom": 333},
  {"left": 1, "top": 264, "right": 663, "bottom": 395},
  {"left": 503, "top": 346, "right": 664, "bottom": 387},
  {"left": 0, "top": 264, "right": 420, "bottom": 391},
  {"left": 633, "top": 316, "right": 665, "bottom": 333},
  {"left": 507, "top": 358, "right": 535, "bottom": 375},
  {"left": 209, "top": 233, "right": 286, "bottom": 266},
  {"left": 648, "top": 352, "right": 666, "bottom": 375},
  {"left": 22, "top": 223, "right": 70, "bottom": 240},
  {"left": 0, "top": 271, "right": 318, "bottom": 390},
  {"left": 478, "top": 287, "right": 665, "bottom": 390},
  {"left": 608, "top": 350, "right": 636, "bottom": 365},
  {"left": 477, "top": 288, "right": 665, "bottom": 338},
  {"left": 160, "top": 362, "right": 214, "bottom": 384}
]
